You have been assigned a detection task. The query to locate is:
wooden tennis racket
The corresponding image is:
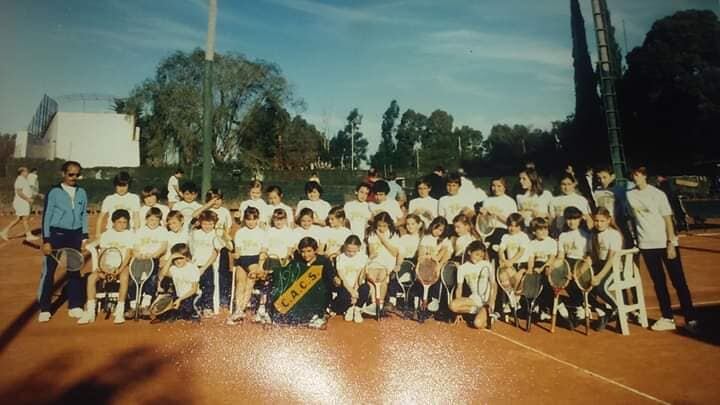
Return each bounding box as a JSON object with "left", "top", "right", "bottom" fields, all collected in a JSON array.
[
  {"left": 573, "top": 259, "right": 594, "bottom": 335},
  {"left": 415, "top": 257, "right": 440, "bottom": 322},
  {"left": 548, "top": 260, "right": 572, "bottom": 333},
  {"left": 475, "top": 213, "right": 495, "bottom": 243},
  {"left": 496, "top": 264, "right": 519, "bottom": 327},
  {"left": 365, "top": 264, "right": 388, "bottom": 321}
]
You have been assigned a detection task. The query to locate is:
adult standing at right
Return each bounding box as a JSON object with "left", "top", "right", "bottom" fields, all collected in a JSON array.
[
  {"left": 1, "top": 167, "right": 39, "bottom": 242},
  {"left": 37, "top": 161, "right": 89, "bottom": 322},
  {"left": 627, "top": 166, "right": 698, "bottom": 333},
  {"left": 167, "top": 168, "right": 184, "bottom": 209}
]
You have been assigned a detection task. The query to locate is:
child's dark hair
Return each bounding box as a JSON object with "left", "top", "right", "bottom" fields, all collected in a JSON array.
[
  {"left": 559, "top": 172, "right": 577, "bottom": 184},
  {"left": 197, "top": 210, "right": 218, "bottom": 224},
  {"left": 205, "top": 188, "right": 223, "bottom": 202},
  {"left": 356, "top": 182, "right": 372, "bottom": 192},
  {"left": 427, "top": 216, "right": 449, "bottom": 243},
  {"left": 141, "top": 186, "right": 160, "bottom": 200},
  {"left": 180, "top": 181, "right": 198, "bottom": 194},
  {"left": 271, "top": 208, "right": 287, "bottom": 227},
  {"left": 593, "top": 206, "right": 614, "bottom": 220},
  {"left": 563, "top": 206, "right": 583, "bottom": 220},
  {"left": 242, "top": 206, "right": 260, "bottom": 221},
  {"left": 452, "top": 213, "right": 475, "bottom": 237},
  {"left": 520, "top": 168, "right": 544, "bottom": 196},
  {"left": 595, "top": 165, "right": 613, "bottom": 175},
  {"left": 463, "top": 240, "right": 487, "bottom": 263},
  {"left": 372, "top": 180, "right": 390, "bottom": 194},
  {"left": 304, "top": 181, "right": 323, "bottom": 196},
  {"left": 416, "top": 177, "right": 432, "bottom": 191},
  {"left": 296, "top": 207, "right": 315, "bottom": 226},
  {"left": 506, "top": 212, "right": 525, "bottom": 229},
  {"left": 491, "top": 176, "right": 507, "bottom": 188},
  {"left": 369, "top": 212, "right": 397, "bottom": 237},
  {"left": 590, "top": 206, "right": 622, "bottom": 263},
  {"left": 113, "top": 171, "right": 131, "bottom": 187},
  {"left": 167, "top": 210, "right": 183, "bottom": 224},
  {"left": 248, "top": 180, "right": 263, "bottom": 191},
  {"left": 343, "top": 235, "right": 363, "bottom": 252},
  {"left": 174, "top": 168, "right": 184, "bottom": 175},
  {"left": 111, "top": 209, "right": 130, "bottom": 223},
  {"left": 170, "top": 243, "right": 191, "bottom": 260},
  {"left": 327, "top": 206, "right": 350, "bottom": 228},
  {"left": 145, "top": 207, "right": 163, "bottom": 220},
  {"left": 447, "top": 172, "right": 462, "bottom": 185},
  {"left": 298, "top": 237, "right": 319, "bottom": 251},
  {"left": 266, "top": 185, "right": 283, "bottom": 196},
  {"left": 530, "top": 217, "right": 549, "bottom": 233}
]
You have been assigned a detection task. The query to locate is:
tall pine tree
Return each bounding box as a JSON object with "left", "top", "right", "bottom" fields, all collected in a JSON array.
[{"left": 371, "top": 100, "right": 400, "bottom": 173}]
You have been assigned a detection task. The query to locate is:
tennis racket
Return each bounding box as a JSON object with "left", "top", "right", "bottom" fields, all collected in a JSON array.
[
  {"left": 47, "top": 248, "right": 85, "bottom": 273},
  {"left": 573, "top": 259, "right": 594, "bottom": 335},
  {"left": 496, "top": 264, "right": 519, "bottom": 327},
  {"left": 477, "top": 263, "right": 494, "bottom": 329},
  {"left": 415, "top": 257, "right": 440, "bottom": 322},
  {"left": 366, "top": 263, "right": 388, "bottom": 321},
  {"left": 520, "top": 271, "right": 544, "bottom": 332},
  {"left": 149, "top": 293, "right": 174, "bottom": 320},
  {"left": 475, "top": 213, "right": 495, "bottom": 243},
  {"left": 548, "top": 260, "right": 572, "bottom": 333},
  {"left": 180, "top": 206, "right": 197, "bottom": 228},
  {"left": 594, "top": 190, "right": 615, "bottom": 213},
  {"left": 440, "top": 261, "right": 458, "bottom": 323},
  {"left": 99, "top": 247, "right": 124, "bottom": 281},
  {"left": 129, "top": 257, "right": 155, "bottom": 321},
  {"left": 396, "top": 260, "right": 416, "bottom": 312}
]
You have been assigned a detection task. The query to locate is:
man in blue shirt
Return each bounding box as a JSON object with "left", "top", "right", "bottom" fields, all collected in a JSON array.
[{"left": 38, "top": 161, "right": 89, "bottom": 322}]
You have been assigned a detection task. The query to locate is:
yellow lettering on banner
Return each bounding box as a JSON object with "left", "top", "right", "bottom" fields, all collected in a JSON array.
[{"left": 273, "top": 265, "right": 323, "bottom": 314}]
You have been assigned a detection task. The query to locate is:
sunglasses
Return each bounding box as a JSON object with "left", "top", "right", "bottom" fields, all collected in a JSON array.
[{"left": 66, "top": 172, "right": 81, "bottom": 178}]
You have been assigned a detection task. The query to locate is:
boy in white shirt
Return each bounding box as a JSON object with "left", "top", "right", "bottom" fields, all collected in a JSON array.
[
  {"left": 370, "top": 180, "right": 404, "bottom": 225},
  {"left": 408, "top": 178, "right": 438, "bottom": 228},
  {"left": 344, "top": 183, "right": 373, "bottom": 241},
  {"left": 438, "top": 173, "right": 477, "bottom": 223},
  {"left": 296, "top": 181, "right": 332, "bottom": 225},
  {"left": 173, "top": 181, "right": 203, "bottom": 232},
  {"left": 549, "top": 173, "right": 593, "bottom": 236},
  {"left": 165, "top": 210, "right": 189, "bottom": 263},
  {"left": 240, "top": 180, "right": 270, "bottom": 227},
  {"left": 79, "top": 209, "right": 135, "bottom": 325},
  {"left": 129, "top": 207, "right": 168, "bottom": 316},
  {"left": 190, "top": 210, "right": 221, "bottom": 316},
  {"left": 96, "top": 171, "right": 141, "bottom": 239},
  {"left": 156, "top": 244, "right": 200, "bottom": 322}
]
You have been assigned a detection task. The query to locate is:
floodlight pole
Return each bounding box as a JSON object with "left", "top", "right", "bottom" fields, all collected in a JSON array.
[
  {"left": 202, "top": 0, "right": 217, "bottom": 196},
  {"left": 590, "top": 0, "right": 628, "bottom": 183}
]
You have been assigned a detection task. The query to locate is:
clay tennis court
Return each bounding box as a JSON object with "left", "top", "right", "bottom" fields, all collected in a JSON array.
[{"left": 0, "top": 216, "right": 718, "bottom": 404}]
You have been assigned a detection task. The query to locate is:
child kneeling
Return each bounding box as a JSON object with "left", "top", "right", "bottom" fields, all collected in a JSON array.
[
  {"left": 156, "top": 243, "right": 200, "bottom": 322},
  {"left": 449, "top": 241, "right": 496, "bottom": 329}
]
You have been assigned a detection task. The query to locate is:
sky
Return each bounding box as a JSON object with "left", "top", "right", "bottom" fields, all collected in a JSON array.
[{"left": 1, "top": 0, "right": 717, "bottom": 155}]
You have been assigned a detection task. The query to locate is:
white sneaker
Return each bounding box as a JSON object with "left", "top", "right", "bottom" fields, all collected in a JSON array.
[
  {"left": 651, "top": 317, "right": 676, "bottom": 331},
  {"left": 428, "top": 298, "right": 440, "bottom": 312},
  {"left": 113, "top": 309, "right": 125, "bottom": 324},
  {"left": 557, "top": 303, "right": 569, "bottom": 319},
  {"left": 38, "top": 312, "right": 51, "bottom": 323},
  {"left": 25, "top": 233, "right": 40, "bottom": 242},
  {"left": 344, "top": 306, "right": 354, "bottom": 322},
  {"left": 228, "top": 310, "right": 244, "bottom": 323},
  {"left": 361, "top": 303, "right": 377, "bottom": 316},
  {"left": 68, "top": 308, "right": 84, "bottom": 318},
  {"left": 354, "top": 306, "right": 363, "bottom": 324},
  {"left": 77, "top": 310, "right": 95, "bottom": 325},
  {"left": 540, "top": 311, "right": 551, "bottom": 321},
  {"left": 308, "top": 314, "right": 327, "bottom": 329}
]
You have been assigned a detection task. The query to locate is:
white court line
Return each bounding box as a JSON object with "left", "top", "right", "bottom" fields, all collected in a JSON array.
[
  {"left": 645, "top": 300, "right": 720, "bottom": 311},
  {"left": 483, "top": 329, "right": 670, "bottom": 405}
]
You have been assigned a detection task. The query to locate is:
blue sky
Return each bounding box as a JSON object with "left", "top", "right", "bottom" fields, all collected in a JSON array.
[{"left": 1, "top": 0, "right": 717, "bottom": 154}]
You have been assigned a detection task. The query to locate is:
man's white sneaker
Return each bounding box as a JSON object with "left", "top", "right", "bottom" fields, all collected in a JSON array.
[
  {"left": 344, "top": 307, "right": 354, "bottom": 322},
  {"left": 38, "top": 312, "right": 51, "bottom": 323},
  {"left": 68, "top": 308, "right": 84, "bottom": 318},
  {"left": 354, "top": 306, "right": 363, "bottom": 324},
  {"left": 77, "top": 310, "right": 95, "bottom": 325},
  {"left": 651, "top": 317, "right": 676, "bottom": 331}
]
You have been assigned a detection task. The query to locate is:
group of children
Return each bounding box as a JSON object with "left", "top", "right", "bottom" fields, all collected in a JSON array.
[{"left": 72, "top": 166, "right": 632, "bottom": 333}]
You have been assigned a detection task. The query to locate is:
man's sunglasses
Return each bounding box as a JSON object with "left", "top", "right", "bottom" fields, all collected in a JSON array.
[{"left": 66, "top": 172, "right": 81, "bottom": 178}]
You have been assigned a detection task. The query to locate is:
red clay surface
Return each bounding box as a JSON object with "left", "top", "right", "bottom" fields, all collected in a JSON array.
[{"left": 0, "top": 215, "right": 719, "bottom": 404}]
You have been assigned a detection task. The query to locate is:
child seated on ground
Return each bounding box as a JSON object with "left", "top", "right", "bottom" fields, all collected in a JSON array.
[{"left": 449, "top": 240, "right": 495, "bottom": 329}]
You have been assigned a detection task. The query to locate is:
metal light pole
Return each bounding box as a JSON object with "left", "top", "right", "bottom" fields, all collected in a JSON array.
[
  {"left": 350, "top": 125, "right": 355, "bottom": 171},
  {"left": 590, "top": 0, "right": 628, "bottom": 183},
  {"left": 201, "top": 0, "right": 217, "bottom": 196}
]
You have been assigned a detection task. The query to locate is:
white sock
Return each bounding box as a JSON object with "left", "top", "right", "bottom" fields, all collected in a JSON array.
[
  {"left": 86, "top": 299, "right": 96, "bottom": 312},
  {"left": 596, "top": 307, "right": 606, "bottom": 317},
  {"left": 141, "top": 294, "right": 151, "bottom": 307},
  {"left": 116, "top": 301, "right": 125, "bottom": 314},
  {"left": 557, "top": 303, "right": 569, "bottom": 318},
  {"left": 389, "top": 297, "right": 397, "bottom": 306}
]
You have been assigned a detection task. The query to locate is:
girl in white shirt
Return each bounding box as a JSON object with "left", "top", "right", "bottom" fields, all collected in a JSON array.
[
  {"left": 190, "top": 210, "right": 222, "bottom": 316},
  {"left": 139, "top": 186, "right": 170, "bottom": 228},
  {"left": 344, "top": 183, "right": 373, "bottom": 241},
  {"left": 239, "top": 180, "right": 270, "bottom": 227},
  {"left": 408, "top": 178, "right": 438, "bottom": 228},
  {"left": 296, "top": 181, "right": 332, "bottom": 225},
  {"left": 389, "top": 214, "right": 424, "bottom": 309},
  {"left": 266, "top": 208, "right": 295, "bottom": 265},
  {"left": 164, "top": 210, "right": 189, "bottom": 265},
  {"left": 557, "top": 206, "right": 592, "bottom": 321},
  {"left": 418, "top": 216, "right": 452, "bottom": 264},
  {"left": 588, "top": 207, "right": 624, "bottom": 331},
  {"left": 549, "top": 173, "right": 593, "bottom": 237},
  {"left": 449, "top": 240, "right": 495, "bottom": 329},
  {"left": 230, "top": 207, "right": 268, "bottom": 321},
  {"left": 498, "top": 213, "right": 531, "bottom": 292},
  {"left": 366, "top": 212, "right": 401, "bottom": 308},
  {"left": 131, "top": 207, "right": 168, "bottom": 312},
  {"left": 333, "top": 235, "right": 370, "bottom": 323},
  {"left": 96, "top": 171, "right": 141, "bottom": 237},
  {"left": 293, "top": 208, "right": 327, "bottom": 255},
  {"left": 266, "top": 185, "right": 294, "bottom": 228},
  {"left": 451, "top": 214, "right": 477, "bottom": 263},
  {"left": 516, "top": 168, "right": 553, "bottom": 228},
  {"left": 324, "top": 207, "right": 352, "bottom": 259}
]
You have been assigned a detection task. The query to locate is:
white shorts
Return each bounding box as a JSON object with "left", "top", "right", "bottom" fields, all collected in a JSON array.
[
  {"left": 469, "top": 293, "right": 487, "bottom": 307},
  {"left": 13, "top": 197, "right": 30, "bottom": 216}
]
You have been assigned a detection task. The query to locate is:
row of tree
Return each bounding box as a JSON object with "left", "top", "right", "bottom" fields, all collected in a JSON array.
[{"left": 115, "top": 6, "right": 720, "bottom": 176}]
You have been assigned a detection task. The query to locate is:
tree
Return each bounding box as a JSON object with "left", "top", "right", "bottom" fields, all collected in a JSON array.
[
  {"left": 371, "top": 100, "right": 400, "bottom": 172},
  {"left": 565, "top": 0, "right": 608, "bottom": 167},
  {"left": 393, "top": 109, "right": 427, "bottom": 170},
  {"left": 454, "top": 125, "right": 484, "bottom": 161},
  {"left": 0, "top": 133, "right": 16, "bottom": 177},
  {"left": 482, "top": 124, "right": 560, "bottom": 174},
  {"left": 282, "top": 115, "right": 327, "bottom": 170},
  {"left": 420, "top": 109, "right": 456, "bottom": 171},
  {"left": 118, "top": 49, "right": 300, "bottom": 166},
  {"left": 328, "top": 108, "right": 368, "bottom": 169},
  {"left": 621, "top": 10, "right": 720, "bottom": 171}
]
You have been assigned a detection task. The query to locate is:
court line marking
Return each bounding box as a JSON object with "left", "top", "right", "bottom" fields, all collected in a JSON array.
[
  {"left": 645, "top": 300, "right": 720, "bottom": 311},
  {"left": 483, "top": 329, "right": 670, "bottom": 405}
]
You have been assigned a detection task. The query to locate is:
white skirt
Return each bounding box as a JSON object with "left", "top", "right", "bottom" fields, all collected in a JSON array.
[{"left": 13, "top": 197, "right": 31, "bottom": 216}]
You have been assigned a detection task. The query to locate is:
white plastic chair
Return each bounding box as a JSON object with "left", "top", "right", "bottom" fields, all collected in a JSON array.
[{"left": 604, "top": 248, "right": 649, "bottom": 335}]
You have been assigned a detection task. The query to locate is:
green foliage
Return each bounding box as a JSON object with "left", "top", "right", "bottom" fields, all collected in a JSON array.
[
  {"left": 371, "top": 100, "right": 400, "bottom": 172},
  {"left": 621, "top": 10, "right": 720, "bottom": 172},
  {"left": 0, "top": 133, "right": 16, "bottom": 177},
  {"left": 419, "top": 109, "right": 456, "bottom": 171},
  {"left": 329, "top": 108, "right": 368, "bottom": 169},
  {"left": 393, "top": 109, "right": 426, "bottom": 171}
]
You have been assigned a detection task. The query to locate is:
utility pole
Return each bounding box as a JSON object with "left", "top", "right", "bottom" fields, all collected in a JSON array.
[
  {"left": 350, "top": 125, "right": 355, "bottom": 171},
  {"left": 201, "top": 0, "right": 217, "bottom": 196},
  {"left": 590, "top": 0, "right": 628, "bottom": 183}
]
